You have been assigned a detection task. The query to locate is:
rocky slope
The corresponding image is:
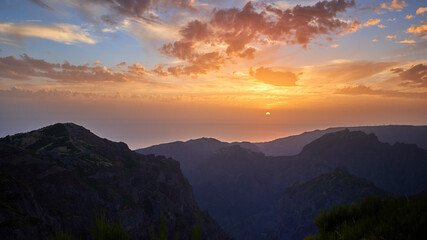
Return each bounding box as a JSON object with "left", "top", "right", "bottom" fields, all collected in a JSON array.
[
  {"left": 0, "top": 123, "right": 230, "bottom": 240},
  {"left": 266, "top": 168, "right": 390, "bottom": 240}
]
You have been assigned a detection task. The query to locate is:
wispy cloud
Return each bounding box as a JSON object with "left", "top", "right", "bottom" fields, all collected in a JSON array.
[
  {"left": 405, "top": 15, "right": 414, "bottom": 20},
  {"left": 336, "top": 85, "right": 427, "bottom": 99},
  {"left": 0, "top": 54, "right": 166, "bottom": 84},
  {"left": 398, "top": 40, "right": 416, "bottom": 43},
  {"left": 0, "top": 22, "right": 96, "bottom": 45}
]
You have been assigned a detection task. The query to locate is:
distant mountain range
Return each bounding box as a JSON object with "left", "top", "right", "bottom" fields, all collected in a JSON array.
[
  {"left": 255, "top": 125, "right": 427, "bottom": 156},
  {"left": 0, "top": 123, "right": 230, "bottom": 239},
  {"left": 138, "top": 126, "right": 427, "bottom": 240}
]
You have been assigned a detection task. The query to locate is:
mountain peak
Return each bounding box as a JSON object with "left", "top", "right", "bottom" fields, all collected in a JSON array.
[
  {"left": 1, "top": 123, "right": 131, "bottom": 169},
  {"left": 300, "top": 129, "right": 381, "bottom": 156}
]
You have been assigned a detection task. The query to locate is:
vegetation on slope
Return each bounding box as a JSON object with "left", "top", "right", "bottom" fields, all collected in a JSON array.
[{"left": 305, "top": 194, "right": 427, "bottom": 240}]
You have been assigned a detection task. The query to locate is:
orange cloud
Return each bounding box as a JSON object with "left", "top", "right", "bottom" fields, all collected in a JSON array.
[
  {"left": 249, "top": 67, "right": 298, "bottom": 87},
  {"left": 388, "top": 18, "right": 396, "bottom": 22},
  {"left": 372, "top": 39, "right": 378, "bottom": 42},
  {"left": 398, "top": 40, "right": 416, "bottom": 43},
  {"left": 341, "top": 17, "right": 362, "bottom": 34},
  {"left": 386, "top": 35, "right": 397, "bottom": 39},
  {"left": 405, "top": 15, "right": 414, "bottom": 19},
  {"left": 330, "top": 44, "right": 340, "bottom": 48},
  {"left": 416, "top": 7, "right": 427, "bottom": 15},
  {"left": 380, "top": 0, "right": 407, "bottom": 12},
  {"left": 378, "top": 25, "right": 387, "bottom": 28},
  {"left": 364, "top": 19, "right": 381, "bottom": 27},
  {"left": 407, "top": 23, "right": 427, "bottom": 38},
  {"left": 161, "top": 1, "right": 356, "bottom": 76}
]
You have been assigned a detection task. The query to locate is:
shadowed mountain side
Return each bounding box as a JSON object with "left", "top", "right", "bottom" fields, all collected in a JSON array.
[
  {"left": 136, "top": 138, "right": 259, "bottom": 180},
  {"left": 266, "top": 168, "right": 390, "bottom": 240},
  {"left": 255, "top": 125, "right": 427, "bottom": 156},
  {"left": 137, "top": 129, "right": 427, "bottom": 240},
  {"left": 0, "top": 123, "right": 231, "bottom": 240}
]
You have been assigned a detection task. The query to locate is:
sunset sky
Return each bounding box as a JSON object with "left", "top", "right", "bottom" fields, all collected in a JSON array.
[{"left": 1, "top": 0, "right": 426, "bottom": 148}]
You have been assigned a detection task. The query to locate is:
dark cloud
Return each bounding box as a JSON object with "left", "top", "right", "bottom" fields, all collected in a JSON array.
[
  {"left": 336, "top": 84, "right": 427, "bottom": 99},
  {"left": 27, "top": 0, "right": 54, "bottom": 11},
  {"left": 161, "top": 0, "right": 356, "bottom": 76},
  {"left": 391, "top": 64, "right": 427, "bottom": 88},
  {"left": 249, "top": 67, "right": 298, "bottom": 87}
]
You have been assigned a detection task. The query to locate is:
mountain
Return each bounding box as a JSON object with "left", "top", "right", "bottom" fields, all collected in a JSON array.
[
  {"left": 0, "top": 123, "right": 230, "bottom": 240},
  {"left": 137, "top": 138, "right": 259, "bottom": 180},
  {"left": 266, "top": 168, "right": 390, "bottom": 240},
  {"left": 138, "top": 129, "right": 427, "bottom": 240},
  {"left": 255, "top": 125, "right": 427, "bottom": 156}
]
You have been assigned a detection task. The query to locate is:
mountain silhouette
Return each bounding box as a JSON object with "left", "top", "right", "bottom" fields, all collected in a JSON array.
[
  {"left": 139, "top": 128, "right": 427, "bottom": 240},
  {"left": 255, "top": 125, "right": 427, "bottom": 156}
]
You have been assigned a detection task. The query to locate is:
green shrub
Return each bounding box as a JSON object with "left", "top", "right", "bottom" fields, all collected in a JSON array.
[
  {"left": 93, "top": 213, "right": 129, "bottom": 240},
  {"left": 305, "top": 194, "right": 427, "bottom": 240}
]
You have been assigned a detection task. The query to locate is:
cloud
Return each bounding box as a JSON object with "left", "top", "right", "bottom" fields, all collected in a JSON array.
[
  {"left": 161, "top": 0, "right": 356, "bottom": 75},
  {"left": 378, "top": 25, "right": 386, "bottom": 28},
  {"left": 388, "top": 18, "right": 396, "bottom": 22},
  {"left": 416, "top": 7, "right": 427, "bottom": 15},
  {"left": 28, "top": 0, "right": 54, "bottom": 10},
  {"left": 0, "top": 22, "right": 96, "bottom": 45},
  {"left": 330, "top": 44, "right": 340, "bottom": 48},
  {"left": 405, "top": 15, "right": 414, "bottom": 20},
  {"left": 308, "top": 60, "right": 400, "bottom": 83},
  {"left": 379, "top": 0, "right": 407, "bottom": 12},
  {"left": 391, "top": 64, "right": 427, "bottom": 87},
  {"left": 336, "top": 85, "right": 427, "bottom": 99},
  {"left": 372, "top": 39, "right": 378, "bottom": 42},
  {"left": 363, "top": 19, "right": 381, "bottom": 27},
  {"left": 0, "top": 54, "right": 163, "bottom": 84},
  {"left": 341, "top": 17, "right": 362, "bottom": 34},
  {"left": 249, "top": 67, "right": 298, "bottom": 87},
  {"left": 407, "top": 23, "right": 427, "bottom": 39},
  {"left": 32, "top": 0, "right": 195, "bottom": 25},
  {"left": 386, "top": 35, "right": 397, "bottom": 39},
  {"left": 398, "top": 40, "right": 416, "bottom": 43}
]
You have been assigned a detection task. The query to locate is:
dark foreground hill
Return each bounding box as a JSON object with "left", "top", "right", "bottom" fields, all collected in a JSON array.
[
  {"left": 139, "top": 129, "right": 427, "bottom": 240},
  {"left": 0, "top": 123, "right": 230, "bottom": 240}
]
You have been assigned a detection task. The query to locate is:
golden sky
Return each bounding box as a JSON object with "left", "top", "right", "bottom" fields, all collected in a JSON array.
[{"left": 0, "top": 0, "right": 426, "bottom": 148}]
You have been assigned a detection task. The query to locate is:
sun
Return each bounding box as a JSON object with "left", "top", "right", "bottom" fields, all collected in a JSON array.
[{"left": 265, "top": 112, "right": 271, "bottom": 116}]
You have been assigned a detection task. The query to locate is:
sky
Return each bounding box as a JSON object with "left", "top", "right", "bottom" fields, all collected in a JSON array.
[{"left": 0, "top": 0, "right": 426, "bottom": 149}]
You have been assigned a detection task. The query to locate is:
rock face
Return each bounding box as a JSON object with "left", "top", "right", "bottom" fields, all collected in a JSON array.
[
  {"left": 0, "top": 123, "right": 230, "bottom": 240},
  {"left": 266, "top": 168, "right": 389, "bottom": 240}
]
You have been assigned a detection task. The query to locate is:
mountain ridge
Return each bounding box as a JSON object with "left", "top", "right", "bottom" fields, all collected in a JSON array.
[{"left": 0, "top": 123, "right": 231, "bottom": 240}]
